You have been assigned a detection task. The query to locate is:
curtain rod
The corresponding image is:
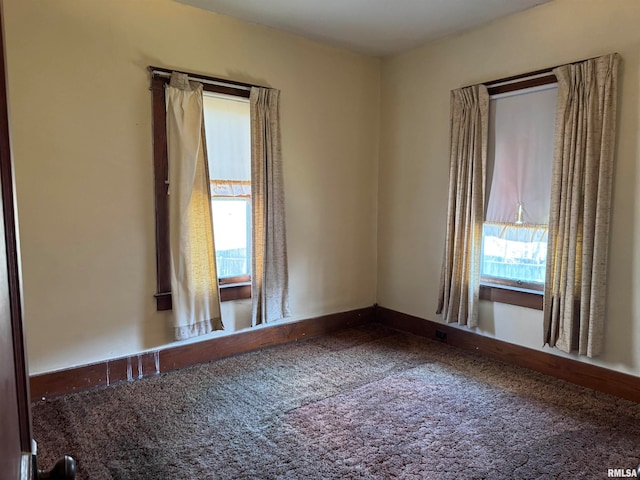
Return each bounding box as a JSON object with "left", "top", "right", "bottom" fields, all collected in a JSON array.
[
  {"left": 148, "top": 66, "right": 268, "bottom": 91},
  {"left": 464, "top": 52, "right": 619, "bottom": 90}
]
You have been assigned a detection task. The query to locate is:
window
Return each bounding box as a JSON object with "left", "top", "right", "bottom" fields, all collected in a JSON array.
[
  {"left": 203, "top": 93, "right": 252, "bottom": 287},
  {"left": 479, "top": 76, "right": 558, "bottom": 309},
  {"left": 151, "top": 71, "right": 253, "bottom": 310}
]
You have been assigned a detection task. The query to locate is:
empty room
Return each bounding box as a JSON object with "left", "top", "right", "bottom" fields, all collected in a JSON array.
[{"left": 1, "top": 0, "right": 640, "bottom": 478}]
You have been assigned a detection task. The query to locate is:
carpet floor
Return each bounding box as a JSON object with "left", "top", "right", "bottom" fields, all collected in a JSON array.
[{"left": 32, "top": 324, "right": 640, "bottom": 479}]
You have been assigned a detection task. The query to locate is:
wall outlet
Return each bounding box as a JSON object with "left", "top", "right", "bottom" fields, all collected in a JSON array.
[{"left": 435, "top": 330, "right": 447, "bottom": 342}]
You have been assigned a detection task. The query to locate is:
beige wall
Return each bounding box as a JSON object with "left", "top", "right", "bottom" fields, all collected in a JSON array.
[
  {"left": 6, "top": 0, "right": 640, "bottom": 378},
  {"left": 379, "top": 0, "right": 640, "bottom": 376},
  {"left": 4, "top": 0, "right": 380, "bottom": 374}
]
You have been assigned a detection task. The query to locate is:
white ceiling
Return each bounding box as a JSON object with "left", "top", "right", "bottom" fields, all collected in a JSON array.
[{"left": 176, "top": 0, "right": 553, "bottom": 57}]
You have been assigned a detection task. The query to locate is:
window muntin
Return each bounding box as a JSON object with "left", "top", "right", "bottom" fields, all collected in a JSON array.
[{"left": 481, "top": 84, "right": 557, "bottom": 290}]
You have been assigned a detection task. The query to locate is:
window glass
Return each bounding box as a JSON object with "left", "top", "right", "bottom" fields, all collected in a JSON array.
[{"left": 482, "top": 223, "right": 548, "bottom": 285}]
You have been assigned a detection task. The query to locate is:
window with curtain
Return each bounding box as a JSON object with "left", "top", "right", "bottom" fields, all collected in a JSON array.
[
  {"left": 440, "top": 54, "right": 619, "bottom": 356},
  {"left": 151, "top": 67, "right": 290, "bottom": 328},
  {"left": 152, "top": 74, "right": 254, "bottom": 311},
  {"left": 482, "top": 84, "right": 557, "bottom": 291}
]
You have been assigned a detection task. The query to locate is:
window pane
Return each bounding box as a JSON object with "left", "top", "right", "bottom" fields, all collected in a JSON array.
[
  {"left": 481, "top": 223, "right": 547, "bottom": 285},
  {"left": 211, "top": 198, "right": 251, "bottom": 278}
]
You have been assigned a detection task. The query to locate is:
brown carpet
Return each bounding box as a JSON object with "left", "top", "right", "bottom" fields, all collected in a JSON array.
[{"left": 32, "top": 324, "right": 640, "bottom": 479}]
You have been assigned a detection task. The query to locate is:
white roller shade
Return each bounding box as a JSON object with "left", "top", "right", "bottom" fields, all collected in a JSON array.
[
  {"left": 203, "top": 93, "right": 251, "bottom": 183},
  {"left": 486, "top": 85, "right": 557, "bottom": 225}
]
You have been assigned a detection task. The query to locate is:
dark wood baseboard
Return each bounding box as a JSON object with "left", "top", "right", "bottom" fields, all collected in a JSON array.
[
  {"left": 30, "top": 306, "right": 374, "bottom": 400},
  {"left": 376, "top": 306, "right": 640, "bottom": 403},
  {"left": 30, "top": 304, "right": 640, "bottom": 404}
]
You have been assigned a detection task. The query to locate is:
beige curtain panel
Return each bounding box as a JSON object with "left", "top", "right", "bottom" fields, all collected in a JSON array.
[
  {"left": 544, "top": 53, "right": 620, "bottom": 357},
  {"left": 250, "top": 87, "right": 290, "bottom": 326},
  {"left": 437, "top": 85, "right": 489, "bottom": 327},
  {"left": 166, "top": 72, "right": 223, "bottom": 340}
]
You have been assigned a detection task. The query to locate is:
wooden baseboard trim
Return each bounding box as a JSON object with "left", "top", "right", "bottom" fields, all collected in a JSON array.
[
  {"left": 30, "top": 304, "right": 640, "bottom": 404},
  {"left": 30, "top": 306, "right": 375, "bottom": 400},
  {"left": 376, "top": 306, "right": 640, "bottom": 403}
]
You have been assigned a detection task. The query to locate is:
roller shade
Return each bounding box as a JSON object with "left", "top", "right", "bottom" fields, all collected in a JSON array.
[{"left": 486, "top": 85, "right": 557, "bottom": 226}]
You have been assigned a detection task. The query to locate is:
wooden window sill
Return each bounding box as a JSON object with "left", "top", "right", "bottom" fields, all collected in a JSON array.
[
  {"left": 479, "top": 283, "right": 543, "bottom": 310},
  {"left": 219, "top": 283, "right": 251, "bottom": 302},
  {"left": 155, "top": 284, "right": 251, "bottom": 311}
]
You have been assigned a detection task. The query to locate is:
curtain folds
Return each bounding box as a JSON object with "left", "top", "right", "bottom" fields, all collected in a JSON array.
[
  {"left": 166, "top": 72, "right": 223, "bottom": 340},
  {"left": 437, "top": 85, "right": 489, "bottom": 327},
  {"left": 250, "top": 87, "right": 290, "bottom": 326},
  {"left": 543, "top": 53, "right": 620, "bottom": 357}
]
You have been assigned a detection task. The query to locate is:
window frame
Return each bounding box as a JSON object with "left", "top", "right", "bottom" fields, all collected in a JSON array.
[
  {"left": 478, "top": 71, "right": 557, "bottom": 311},
  {"left": 151, "top": 68, "right": 253, "bottom": 311}
]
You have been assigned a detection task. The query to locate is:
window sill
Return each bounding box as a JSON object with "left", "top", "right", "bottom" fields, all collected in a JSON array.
[
  {"left": 219, "top": 282, "right": 251, "bottom": 302},
  {"left": 155, "top": 284, "right": 251, "bottom": 311},
  {"left": 479, "top": 283, "right": 543, "bottom": 310}
]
